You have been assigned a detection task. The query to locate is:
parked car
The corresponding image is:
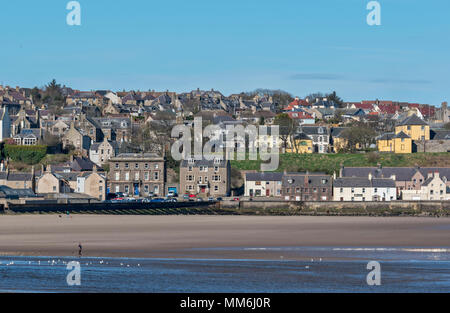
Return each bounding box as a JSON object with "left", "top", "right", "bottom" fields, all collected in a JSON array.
[
  {"left": 165, "top": 198, "right": 177, "bottom": 203},
  {"left": 233, "top": 197, "right": 240, "bottom": 201},
  {"left": 183, "top": 194, "right": 190, "bottom": 201},
  {"left": 150, "top": 198, "right": 165, "bottom": 203},
  {"left": 196, "top": 197, "right": 204, "bottom": 202},
  {"left": 208, "top": 197, "right": 215, "bottom": 202},
  {"left": 166, "top": 191, "right": 178, "bottom": 198},
  {"left": 216, "top": 197, "right": 223, "bottom": 201}
]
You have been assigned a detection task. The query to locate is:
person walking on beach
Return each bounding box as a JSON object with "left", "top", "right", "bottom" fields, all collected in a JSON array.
[{"left": 78, "top": 243, "right": 83, "bottom": 257}]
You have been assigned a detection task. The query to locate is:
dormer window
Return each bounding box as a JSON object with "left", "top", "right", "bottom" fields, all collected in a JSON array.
[{"left": 188, "top": 158, "right": 195, "bottom": 165}]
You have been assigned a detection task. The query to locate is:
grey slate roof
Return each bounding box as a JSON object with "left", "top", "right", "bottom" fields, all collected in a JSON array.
[
  {"left": 334, "top": 177, "right": 395, "bottom": 188},
  {"left": 0, "top": 186, "right": 36, "bottom": 199},
  {"left": 341, "top": 167, "right": 418, "bottom": 181},
  {"left": 394, "top": 131, "right": 411, "bottom": 139},
  {"left": 180, "top": 157, "right": 228, "bottom": 168},
  {"left": 282, "top": 173, "right": 332, "bottom": 188},
  {"left": 397, "top": 114, "right": 428, "bottom": 126},
  {"left": 341, "top": 167, "right": 450, "bottom": 182},
  {"left": 246, "top": 172, "right": 283, "bottom": 181}
]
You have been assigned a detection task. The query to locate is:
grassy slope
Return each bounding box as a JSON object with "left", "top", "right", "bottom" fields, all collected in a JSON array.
[{"left": 231, "top": 153, "right": 450, "bottom": 174}]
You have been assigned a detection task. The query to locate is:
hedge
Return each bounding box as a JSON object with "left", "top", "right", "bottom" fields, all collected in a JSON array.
[{"left": 4, "top": 144, "right": 48, "bottom": 165}]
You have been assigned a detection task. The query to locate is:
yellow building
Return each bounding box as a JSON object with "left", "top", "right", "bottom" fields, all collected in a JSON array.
[
  {"left": 377, "top": 114, "right": 427, "bottom": 154},
  {"left": 377, "top": 132, "right": 412, "bottom": 154},
  {"left": 394, "top": 114, "right": 430, "bottom": 141},
  {"left": 286, "top": 133, "right": 313, "bottom": 154}
]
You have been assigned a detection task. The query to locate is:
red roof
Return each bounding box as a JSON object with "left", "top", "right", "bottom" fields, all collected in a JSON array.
[
  {"left": 378, "top": 104, "right": 400, "bottom": 114},
  {"left": 287, "top": 111, "right": 314, "bottom": 120},
  {"left": 354, "top": 102, "right": 374, "bottom": 110},
  {"left": 419, "top": 106, "right": 435, "bottom": 117}
]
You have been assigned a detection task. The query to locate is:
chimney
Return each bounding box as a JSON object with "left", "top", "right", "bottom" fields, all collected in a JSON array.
[
  {"left": 16, "top": 86, "right": 20, "bottom": 92},
  {"left": 70, "top": 155, "right": 75, "bottom": 163},
  {"left": 390, "top": 174, "right": 396, "bottom": 181},
  {"left": 31, "top": 166, "right": 35, "bottom": 177},
  {"left": 428, "top": 171, "right": 433, "bottom": 179},
  {"left": 93, "top": 165, "right": 97, "bottom": 173},
  {"left": 0, "top": 160, "right": 4, "bottom": 172},
  {"left": 333, "top": 172, "right": 337, "bottom": 180},
  {"left": 368, "top": 173, "right": 373, "bottom": 180},
  {"left": 46, "top": 164, "right": 52, "bottom": 173}
]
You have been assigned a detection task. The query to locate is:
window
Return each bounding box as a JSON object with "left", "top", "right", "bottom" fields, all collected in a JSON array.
[
  {"left": 144, "top": 172, "right": 149, "bottom": 181},
  {"left": 255, "top": 181, "right": 261, "bottom": 186},
  {"left": 125, "top": 185, "right": 129, "bottom": 193},
  {"left": 125, "top": 172, "right": 129, "bottom": 181},
  {"left": 135, "top": 172, "right": 139, "bottom": 180},
  {"left": 115, "top": 185, "right": 120, "bottom": 193},
  {"left": 144, "top": 163, "right": 149, "bottom": 169},
  {"left": 115, "top": 172, "right": 120, "bottom": 181},
  {"left": 135, "top": 163, "right": 139, "bottom": 169},
  {"left": 144, "top": 185, "right": 149, "bottom": 193},
  {"left": 214, "top": 186, "right": 219, "bottom": 192},
  {"left": 154, "top": 172, "right": 159, "bottom": 180},
  {"left": 125, "top": 163, "right": 129, "bottom": 169},
  {"left": 115, "top": 163, "right": 119, "bottom": 169}
]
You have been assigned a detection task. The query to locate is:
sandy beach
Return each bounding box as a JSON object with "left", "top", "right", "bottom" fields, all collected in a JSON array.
[{"left": 0, "top": 215, "right": 449, "bottom": 260}]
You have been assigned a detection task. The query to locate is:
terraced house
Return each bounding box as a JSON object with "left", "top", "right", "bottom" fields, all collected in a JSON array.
[
  {"left": 282, "top": 172, "right": 332, "bottom": 201},
  {"left": 333, "top": 175, "right": 397, "bottom": 202},
  {"left": 108, "top": 153, "right": 165, "bottom": 197},
  {"left": 245, "top": 172, "right": 283, "bottom": 197},
  {"left": 340, "top": 166, "right": 450, "bottom": 200}
]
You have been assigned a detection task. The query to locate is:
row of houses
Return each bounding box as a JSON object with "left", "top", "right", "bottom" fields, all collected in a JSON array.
[
  {"left": 0, "top": 158, "right": 107, "bottom": 200},
  {"left": 244, "top": 167, "right": 450, "bottom": 201}
]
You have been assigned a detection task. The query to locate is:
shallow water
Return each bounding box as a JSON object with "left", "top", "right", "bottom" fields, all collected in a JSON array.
[{"left": 0, "top": 247, "right": 449, "bottom": 293}]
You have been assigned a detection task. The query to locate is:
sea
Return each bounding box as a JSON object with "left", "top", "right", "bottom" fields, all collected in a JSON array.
[{"left": 0, "top": 247, "right": 449, "bottom": 293}]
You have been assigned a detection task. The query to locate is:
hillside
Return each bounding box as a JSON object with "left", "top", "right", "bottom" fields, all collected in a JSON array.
[{"left": 231, "top": 152, "right": 450, "bottom": 174}]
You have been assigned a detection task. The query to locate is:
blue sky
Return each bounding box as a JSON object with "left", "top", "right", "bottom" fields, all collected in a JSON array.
[{"left": 0, "top": 0, "right": 449, "bottom": 105}]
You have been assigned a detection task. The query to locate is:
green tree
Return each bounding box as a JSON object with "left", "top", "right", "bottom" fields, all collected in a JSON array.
[{"left": 274, "top": 113, "right": 294, "bottom": 150}]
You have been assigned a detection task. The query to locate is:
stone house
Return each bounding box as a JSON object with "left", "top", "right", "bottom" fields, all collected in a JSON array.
[
  {"left": 76, "top": 168, "right": 106, "bottom": 200},
  {"left": 180, "top": 157, "right": 231, "bottom": 197},
  {"left": 108, "top": 153, "right": 165, "bottom": 197},
  {"left": 89, "top": 138, "right": 119, "bottom": 166},
  {"left": 282, "top": 172, "right": 332, "bottom": 201},
  {"left": 298, "top": 125, "right": 330, "bottom": 153},
  {"left": 62, "top": 123, "right": 91, "bottom": 154}
]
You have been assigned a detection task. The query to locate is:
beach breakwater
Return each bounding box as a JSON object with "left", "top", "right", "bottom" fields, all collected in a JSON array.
[
  {"left": 1, "top": 200, "right": 449, "bottom": 216},
  {"left": 221, "top": 200, "right": 450, "bottom": 216}
]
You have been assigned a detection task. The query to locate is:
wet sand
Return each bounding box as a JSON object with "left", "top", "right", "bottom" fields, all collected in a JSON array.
[{"left": 0, "top": 215, "right": 449, "bottom": 260}]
